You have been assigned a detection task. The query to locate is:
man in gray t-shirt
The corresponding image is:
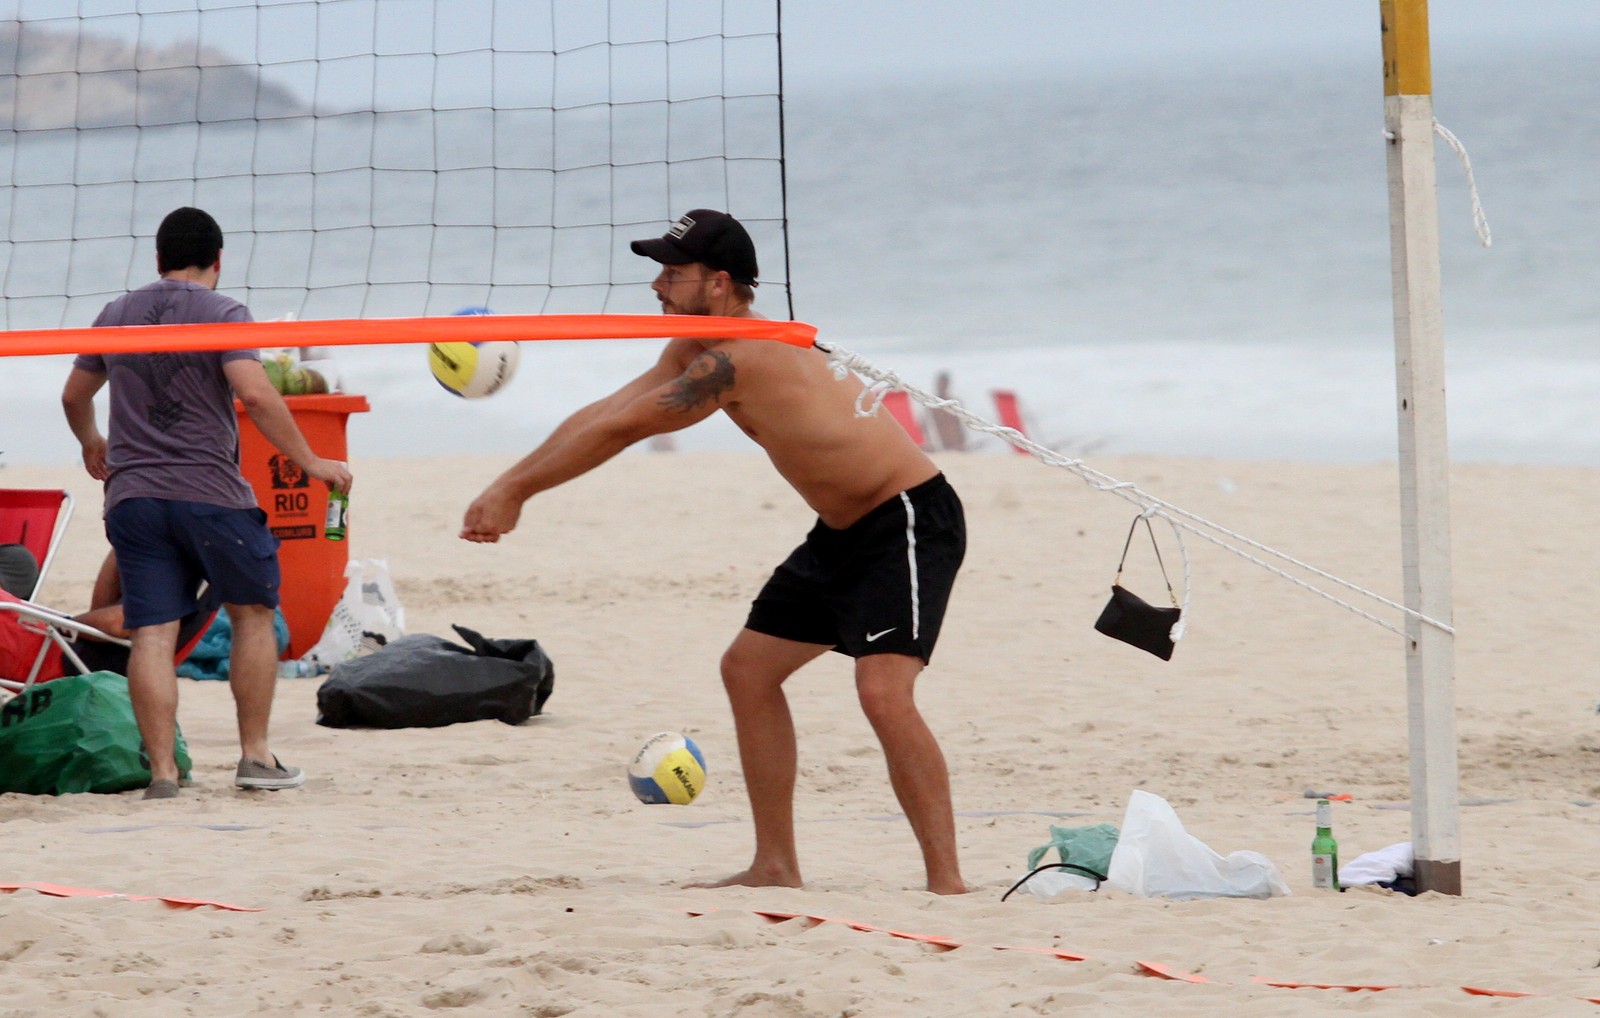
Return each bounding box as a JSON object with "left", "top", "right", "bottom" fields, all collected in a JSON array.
[{"left": 61, "top": 206, "right": 353, "bottom": 800}]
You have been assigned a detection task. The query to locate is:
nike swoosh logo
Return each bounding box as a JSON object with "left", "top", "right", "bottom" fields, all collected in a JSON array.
[{"left": 865, "top": 628, "right": 897, "bottom": 642}]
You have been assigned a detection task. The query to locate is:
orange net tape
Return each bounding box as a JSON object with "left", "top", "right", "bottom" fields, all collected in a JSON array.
[{"left": 0, "top": 314, "right": 817, "bottom": 358}]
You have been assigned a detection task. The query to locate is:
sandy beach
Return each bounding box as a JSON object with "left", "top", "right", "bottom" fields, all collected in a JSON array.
[{"left": 4, "top": 448, "right": 1600, "bottom": 1016}]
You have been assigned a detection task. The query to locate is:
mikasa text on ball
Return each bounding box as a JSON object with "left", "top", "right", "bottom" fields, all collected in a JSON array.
[
  {"left": 628, "top": 732, "right": 706, "bottom": 805},
  {"left": 428, "top": 307, "right": 520, "bottom": 399}
]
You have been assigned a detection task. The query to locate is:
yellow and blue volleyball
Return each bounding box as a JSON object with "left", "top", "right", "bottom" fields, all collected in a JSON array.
[
  {"left": 627, "top": 731, "right": 707, "bottom": 805},
  {"left": 428, "top": 308, "right": 519, "bottom": 399}
]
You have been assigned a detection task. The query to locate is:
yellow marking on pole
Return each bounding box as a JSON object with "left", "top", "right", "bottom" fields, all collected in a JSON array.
[{"left": 1380, "top": 0, "right": 1433, "bottom": 97}]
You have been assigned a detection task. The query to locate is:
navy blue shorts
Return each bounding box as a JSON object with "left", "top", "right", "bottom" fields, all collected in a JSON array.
[
  {"left": 106, "top": 498, "right": 280, "bottom": 628},
  {"left": 745, "top": 474, "right": 965, "bottom": 662}
]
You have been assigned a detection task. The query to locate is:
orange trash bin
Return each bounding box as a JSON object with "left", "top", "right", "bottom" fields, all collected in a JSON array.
[{"left": 235, "top": 394, "right": 370, "bottom": 659}]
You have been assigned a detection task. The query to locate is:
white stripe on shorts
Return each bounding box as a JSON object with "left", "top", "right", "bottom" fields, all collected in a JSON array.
[{"left": 900, "top": 491, "right": 921, "bottom": 640}]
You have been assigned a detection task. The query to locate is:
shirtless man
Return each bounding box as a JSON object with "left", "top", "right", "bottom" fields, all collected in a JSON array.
[{"left": 460, "top": 210, "right": 967, "bottom": 894}]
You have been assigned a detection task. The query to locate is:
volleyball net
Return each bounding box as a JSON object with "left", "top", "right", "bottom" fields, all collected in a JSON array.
[
  {"left": 1, "top": 0, "right": 792, "bottom": 341},
  {"left": 2, "top": 1, "right": 1455, "bottom": 650}
]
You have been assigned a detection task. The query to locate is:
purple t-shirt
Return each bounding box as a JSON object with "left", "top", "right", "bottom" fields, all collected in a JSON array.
[{"left": 75, "top": 279, "right": 260, "bottom": 513}]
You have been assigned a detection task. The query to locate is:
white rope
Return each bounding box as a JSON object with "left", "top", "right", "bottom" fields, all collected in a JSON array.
[
  {"left": 1433, "top": 120, "right": 1492, "bottom": 248},
  {"left": 1382, "top": 119, "right": 1492, "bottom": 248},
  {"left": 819, "top": 340, "right": 1454, "bottom": 640}
]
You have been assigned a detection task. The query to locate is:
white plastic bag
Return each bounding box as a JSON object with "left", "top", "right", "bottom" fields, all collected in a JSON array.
[
  {"left": 304, "top": 558, "right": 406, "bottom": 667},
  {"left": 1106, "top": 790, "right": 1290, "bottom": 900},
  {"left": 1339, "top": 841, "right": 1414, "bottom": 887},
  {"left": 1017, "top": 867, "right": 1101, "bottom": 900}
]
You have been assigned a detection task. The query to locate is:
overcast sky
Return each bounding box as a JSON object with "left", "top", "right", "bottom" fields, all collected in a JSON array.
[{"left": 778, "top": 1, "right": 1600, "bottom": 87}]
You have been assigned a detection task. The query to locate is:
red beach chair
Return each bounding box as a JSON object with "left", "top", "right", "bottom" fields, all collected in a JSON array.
[
  {"left": 0, "top": 488, "right": 75, "bottom": 601},
  {"left": 881, "top": 391, "right": 929, "bottom": 449},
  {"left": 991, "top": 390, "right": 1033, "bottom": 455}
]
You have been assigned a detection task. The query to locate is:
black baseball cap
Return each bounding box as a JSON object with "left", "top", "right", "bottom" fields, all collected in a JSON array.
[{"left": 630, "top": 210, "right": 759, "bottom": 286}]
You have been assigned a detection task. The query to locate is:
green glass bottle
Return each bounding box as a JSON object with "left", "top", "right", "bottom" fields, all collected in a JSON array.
[
  {"left": 324, "top": 489, "right": 349, "bottom": 542},
  {"left": 1311, "top": 798, "right": 1339, "bottom": 890}
]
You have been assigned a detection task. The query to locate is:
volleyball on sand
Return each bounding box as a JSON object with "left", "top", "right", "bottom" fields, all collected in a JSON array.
[
  {"left": 628, "top": 732, "right": 707, "bottom": 805},
  {"left": 428, "top": 307, "right": 520, "bottom": 399}
]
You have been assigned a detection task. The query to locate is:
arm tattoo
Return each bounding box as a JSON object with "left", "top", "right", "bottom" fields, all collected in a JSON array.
[{"left": 659, "top": 350, "right": 735, "bottom": 413}]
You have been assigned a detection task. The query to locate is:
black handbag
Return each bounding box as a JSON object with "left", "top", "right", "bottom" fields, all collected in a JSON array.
[{"left": 1094, "top": 516, "right": 1182, "bottom": 661}]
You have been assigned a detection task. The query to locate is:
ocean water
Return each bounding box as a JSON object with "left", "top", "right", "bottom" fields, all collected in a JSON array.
[{"left": 4, "top": 38, "right": 1596, "bottom": 468}]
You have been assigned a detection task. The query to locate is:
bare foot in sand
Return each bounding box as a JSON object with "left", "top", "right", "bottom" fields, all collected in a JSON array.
[
  {"left": 928, "top": 879, "right": 970, "bottom": 896},
  {"left": 686, "top": 865, "right": 803, "bottom": 890}
]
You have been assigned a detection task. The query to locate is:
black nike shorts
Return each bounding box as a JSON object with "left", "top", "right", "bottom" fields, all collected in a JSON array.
[{"left": 745, "top": 473, "right": 965, "bottom": 662}]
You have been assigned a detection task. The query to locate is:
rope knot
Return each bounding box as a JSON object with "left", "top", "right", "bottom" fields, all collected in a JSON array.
[{"left": 854, "top": 381, "right": 892, "bottom": 419}]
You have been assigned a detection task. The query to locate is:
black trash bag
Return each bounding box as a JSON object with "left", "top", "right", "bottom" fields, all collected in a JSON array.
[{"left": 315, "top": 624, "right": 554, "bottom": 729}]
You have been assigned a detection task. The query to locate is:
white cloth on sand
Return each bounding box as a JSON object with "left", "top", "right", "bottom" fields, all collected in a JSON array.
[{"left": 1339, "top": 841, "right": 1415, "bottom": 886}]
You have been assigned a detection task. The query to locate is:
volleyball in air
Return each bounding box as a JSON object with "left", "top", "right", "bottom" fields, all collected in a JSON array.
[
  {"left": 628, "top": 732, "right": 707, "bottom": 805},
  {"left": 428, "top": 307, "right": 520, "bottom": 399}
]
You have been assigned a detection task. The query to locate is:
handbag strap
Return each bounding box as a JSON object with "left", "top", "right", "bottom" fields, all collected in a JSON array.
[
  {"left": 1114, "top": 515, "right": 1180, "bottom": 609},
  {"left": 1000, "top": 862, "right": 1107, "bottom": 901}
]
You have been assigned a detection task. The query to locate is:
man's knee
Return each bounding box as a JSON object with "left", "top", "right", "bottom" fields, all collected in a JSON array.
[
  {"left": 720, "top": 631, "right": 816, "bottom": 694},
  {"left": 129, "top": 619, "right": 181, "bottom": 652},
  {"left": 720, "top": 641, "right": 759, "bottom": 689},
  {"left": 126, "top": 622, "right": 182, "bottom": 682},
  {"left": 225, "top": 603, "right": 273, "bottom": 627},
  {"left": 854, "top": 655, "right": 924, "bottom": 724},
  {"left": 857, "top": 684, "right": 916, "bottom": 728}
]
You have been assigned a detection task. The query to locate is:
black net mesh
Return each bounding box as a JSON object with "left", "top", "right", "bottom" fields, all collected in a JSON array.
[{"left": 0, "top": 1, "right": 789, "bottom": 329}]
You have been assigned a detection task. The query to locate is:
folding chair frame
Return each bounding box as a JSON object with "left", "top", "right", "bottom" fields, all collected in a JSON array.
[{"left": 0, "top": 600, "right": 129, "bottom": 696}]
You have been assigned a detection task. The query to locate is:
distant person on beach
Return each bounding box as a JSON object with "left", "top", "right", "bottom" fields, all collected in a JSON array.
[
  {"left": 460, "top": 209, "right": 969, "bottom": 894},
  {"left": 1, "top": 549, "right": 130, "bottom": 680},
  {"left": 60, "top": 206, "right": 352, "bottom": 800},
  {"left": 927, "top": 371, "right": 969, "bottom": 451},
  {"left": 0, "top": 549, "right": 215, "bottom": 683}
]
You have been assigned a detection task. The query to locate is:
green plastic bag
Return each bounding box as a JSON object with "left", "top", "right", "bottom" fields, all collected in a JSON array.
[
  {"left": 0, "top": 672, "right": 191, "bottom": 795},
  {"left": 1027, "top": 822, "right": 1120, "bottom": 876}
]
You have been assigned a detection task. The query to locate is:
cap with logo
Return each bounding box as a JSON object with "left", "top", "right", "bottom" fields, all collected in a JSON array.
[{"left": 630, "top": 210, "right": 759, "bottom": 286}]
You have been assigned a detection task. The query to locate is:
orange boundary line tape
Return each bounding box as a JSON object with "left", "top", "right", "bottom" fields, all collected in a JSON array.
[
  {"left": 3, "top": 880, "right": 261, "bottom": 912},
  {"left": 694, "top": 908, "right": 1600, "bottom": 1003},
  {"left": 688, "top": 908, "right": 1088, "bottom": 962},
  {"left": 1251, "top": 975, "right": 1403, "bottom": 991},
  {"left": 0, "top": 313, "right": 818, "bottom": 358},
  {"left": 1135, "top": 960, "right": 1217, "bottom": 984}
]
